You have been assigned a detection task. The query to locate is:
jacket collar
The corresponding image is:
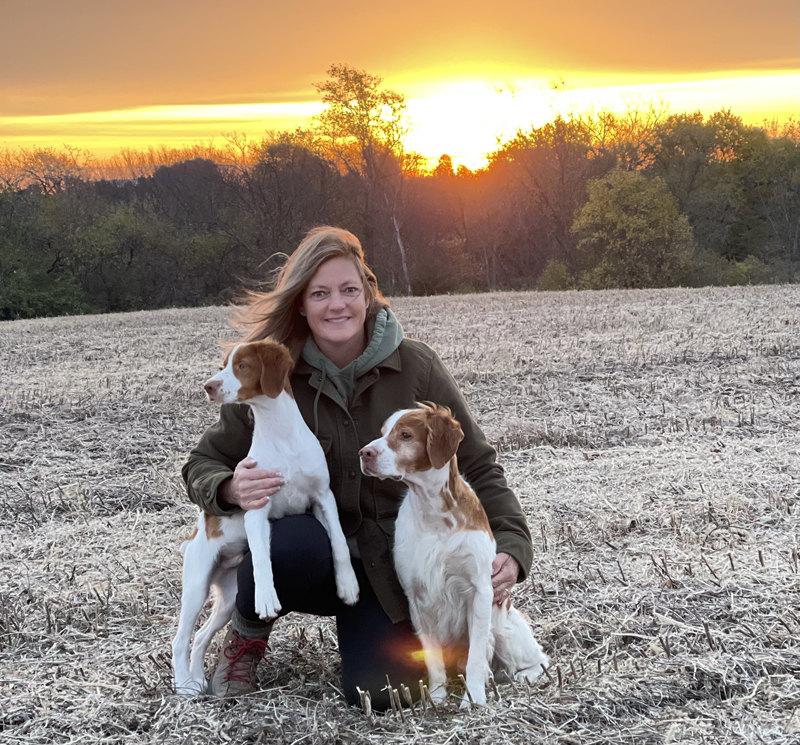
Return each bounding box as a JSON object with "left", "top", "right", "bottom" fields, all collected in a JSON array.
[{"left": 293, "top": 346, "right": 401, "bottom": 376}]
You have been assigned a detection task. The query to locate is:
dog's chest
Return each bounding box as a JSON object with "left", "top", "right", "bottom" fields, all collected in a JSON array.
[
  {"left": 248, "top": 421, "right": 329, "bottom": 518},
  {"left": 248, "top": 429, "right": 327, "bottom": 479},
  {"left": 394, "top": 496, "right": 495, "bottom": 637}
]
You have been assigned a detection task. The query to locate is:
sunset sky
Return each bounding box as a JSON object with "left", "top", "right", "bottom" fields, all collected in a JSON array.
[{"left": 1, "top": 0, "right": 797, "bottom": 168}]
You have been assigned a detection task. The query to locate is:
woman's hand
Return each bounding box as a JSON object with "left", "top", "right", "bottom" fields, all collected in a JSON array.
[
  {"left": 221, "top": 456, "right": 284, "bottom": 511},
  {"left": 491, "top": 553, "right": 520, "bottom": 605}
]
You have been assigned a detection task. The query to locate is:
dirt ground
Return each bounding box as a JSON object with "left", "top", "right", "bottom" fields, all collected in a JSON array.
[{"left": 1, "top": 285, "right": 798, "bottom": 744}]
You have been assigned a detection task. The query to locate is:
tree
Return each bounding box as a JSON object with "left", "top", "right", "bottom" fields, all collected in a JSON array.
[
  {"left": 313, "top": 64, "right": 414, "bottom": 294},
  {"left": 738, "top": 131, "right": 800, "bottom": 278},
  {"left": 0, "top": 187, "right": 88, "bottom": 319},
  {"left": 488, "top": 116, "right": 617, "bottom": 275},
  {"left": 0, "top": 146, "right": 94, "bottom": 194},
  {"left": 644, "top": 110, "right": 753, "bottom": 258},
  {"left": 572, "top": 170, "right": 695, "bottom": 289}
]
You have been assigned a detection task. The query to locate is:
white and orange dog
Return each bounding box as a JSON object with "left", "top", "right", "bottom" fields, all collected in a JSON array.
[
  {"left": 172, "top": 340, "right": 359, "bottom": 694},
  {"left": 359, "top": 403, "right": 548, "bottom": 707}
]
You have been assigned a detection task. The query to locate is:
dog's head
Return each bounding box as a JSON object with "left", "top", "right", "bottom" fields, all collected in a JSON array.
[
  {"left": 359, "top": 403, "right": 464, "bottom": 481},
  {"left": 204, "top": 340, "right": 294, "bottom": 404}
]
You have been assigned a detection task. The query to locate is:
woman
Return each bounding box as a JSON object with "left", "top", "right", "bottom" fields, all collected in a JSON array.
[{"left": 182, "top": 226, "right": 533, "bottom": 708}]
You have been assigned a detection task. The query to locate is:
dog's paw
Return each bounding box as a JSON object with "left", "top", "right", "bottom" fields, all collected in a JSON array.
[
  {"left": 460, "top": 691, "right": 487, "bottom": 709},
  {"left": 254, "top": 585, "right": 282, "bottom": 620},
  {"left": 461, "top": 678, "right": 487, "bottom": 708},
  {"left": 515, "top": 664, "right": 545, "bottom": 684},
  {"left": 336, "top": 571, "right": 360, "bottom": 606},
  {"left": 174, "top": 676, "right": 207, "bottom": 696},
  {"left": 428, "top": 684, "right": 447, "bottom": 705}
]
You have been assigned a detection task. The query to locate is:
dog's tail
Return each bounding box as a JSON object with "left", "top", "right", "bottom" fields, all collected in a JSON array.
[{"left": 492, "top": 603, "right": 549, "bottom": 683}]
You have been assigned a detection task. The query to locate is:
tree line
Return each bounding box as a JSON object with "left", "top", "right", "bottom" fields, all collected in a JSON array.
[{"left": 1, "top": 65, "right": 798, "bottom": 320}]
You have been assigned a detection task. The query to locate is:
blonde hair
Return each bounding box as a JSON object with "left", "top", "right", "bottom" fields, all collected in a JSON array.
[{"left": 232, "top": 226, "right": 387, "bottom": 358}]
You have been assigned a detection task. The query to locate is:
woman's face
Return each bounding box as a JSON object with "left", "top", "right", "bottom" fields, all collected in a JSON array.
[{"left": 302, "top": 256, "right": 368, "bottom": 354}]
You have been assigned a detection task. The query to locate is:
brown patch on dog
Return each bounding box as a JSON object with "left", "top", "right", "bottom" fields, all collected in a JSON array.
[
  {"left": 386, "top": 404, "right": 465, "bottom": 474},
  {"left": 447, "top": 458, "right": 493, "bottom": 536},
  {"left": 386, "top": 409, "right": 433, "bottom": 473},
  {"left": 205, "top": 515, "right": 223, "bottom": 539},
  {"left": 423, "top": 405, "right": 464, "bottom": 469},
  {"left": 231, "top": 340, "right": 294, "bottom": 400},
  {"left": 230, "top": 344, "right": 263, "bottom": 400},
  {"left": 440, "top": 484, "right": 457, "bottom": 513},
  {"left": 256, "top": 340, "right": 294, "bottom": 398}
]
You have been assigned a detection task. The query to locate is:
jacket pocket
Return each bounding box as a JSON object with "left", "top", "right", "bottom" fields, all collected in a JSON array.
[{"left": 377, "top": 518, "right": 397, "bottom": 548}]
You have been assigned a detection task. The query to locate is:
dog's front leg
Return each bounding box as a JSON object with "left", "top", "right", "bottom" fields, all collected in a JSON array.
[
  {"left": 418, "top": 631, "right": 447, "bottom": 704},
  {"left": 462, "top": 585, "right": 493, "bottom": 707},
  {"left": 244, "top": 508, "right": 281, "bottom": 620},
  {"left": 312, "top": 490, "right": 359, "bottom": 605}
]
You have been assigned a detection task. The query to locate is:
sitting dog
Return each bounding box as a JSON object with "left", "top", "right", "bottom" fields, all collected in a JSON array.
[
  {"left": 172, "top": 339, "right": 359, "bottom": 694},
  {"left": 359, "top": 403, "right": 548, "bottom": 707}
]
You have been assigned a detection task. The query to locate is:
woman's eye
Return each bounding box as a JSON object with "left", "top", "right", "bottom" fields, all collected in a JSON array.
[
  {"left": 345, "top": 286, "right": 360, "bottom": 294},
  {"left": 311, "top": 291, "right": 326, "bottom": 299}
]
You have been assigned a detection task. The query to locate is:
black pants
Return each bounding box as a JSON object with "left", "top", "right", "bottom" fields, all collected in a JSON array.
[{"left": 236, "top": 514, "right": 424, "bottom": 709}]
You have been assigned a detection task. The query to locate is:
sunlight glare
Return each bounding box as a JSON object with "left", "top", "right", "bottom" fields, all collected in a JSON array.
[{"left": 0, "top": 72, "right": 795, "bottom": 171}]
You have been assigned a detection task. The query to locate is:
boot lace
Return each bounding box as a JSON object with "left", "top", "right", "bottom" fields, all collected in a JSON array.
[{"left": 222, "top": 633, "right": 270, "bottom": 683}]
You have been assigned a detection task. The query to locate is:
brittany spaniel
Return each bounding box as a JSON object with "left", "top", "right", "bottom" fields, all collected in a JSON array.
[
  {"left": 359, "top": 403, "right": 548, "bottom": 707},
  {"left": 172, "top": 339, "right": 359, "bottom": 694}
]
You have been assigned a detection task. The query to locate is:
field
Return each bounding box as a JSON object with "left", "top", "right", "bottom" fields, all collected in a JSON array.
[{"left": 1, "top": 285, "right": 799, "bottom": 744}]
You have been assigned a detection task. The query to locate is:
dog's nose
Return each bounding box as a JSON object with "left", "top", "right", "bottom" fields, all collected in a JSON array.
[
  {"left": 359, "top": 445, "right": 378, "bottom": 460},
  {"left": 204, "top": 379, "right": 222, "bottom": 399}
]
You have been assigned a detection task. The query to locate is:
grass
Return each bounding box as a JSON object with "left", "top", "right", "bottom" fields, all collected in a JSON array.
[{"left": 1, "top": 284, "right": 799, "bottom": 744}]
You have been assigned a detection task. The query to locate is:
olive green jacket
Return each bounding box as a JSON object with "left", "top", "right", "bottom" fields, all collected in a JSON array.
[{"left": 181, "top": 338, "right": 533, "bottom": 623}]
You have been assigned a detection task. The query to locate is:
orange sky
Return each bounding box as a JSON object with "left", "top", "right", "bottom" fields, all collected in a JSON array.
[{"left": 1, "top": 0, "right": 797, "bottom": 167}]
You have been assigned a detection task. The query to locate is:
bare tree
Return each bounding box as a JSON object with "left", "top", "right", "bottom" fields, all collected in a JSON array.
[{"left": 313, "top": 64, "right": 414, "bottom": 294}]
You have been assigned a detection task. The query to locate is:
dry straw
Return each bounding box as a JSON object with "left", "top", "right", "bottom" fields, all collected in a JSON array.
[{"left": 1, "top": 285, "right": 799, "bottom": 743}]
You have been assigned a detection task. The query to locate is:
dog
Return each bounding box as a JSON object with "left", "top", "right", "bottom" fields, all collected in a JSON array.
[
  {"left": 172, "top": 339, "right": 359, "bottom": 694},
  {"left": 359, "top": 403, "right": 548, "bottom": 707}
]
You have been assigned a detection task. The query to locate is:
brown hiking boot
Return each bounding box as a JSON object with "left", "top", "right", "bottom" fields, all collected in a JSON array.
[{"left": 211, "top": 627, "right": 270, "bottom": 697}]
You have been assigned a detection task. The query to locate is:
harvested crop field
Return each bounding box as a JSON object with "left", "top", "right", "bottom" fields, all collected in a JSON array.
[{"left": 1, "top": 284, "right": 799, "bottom": 744}]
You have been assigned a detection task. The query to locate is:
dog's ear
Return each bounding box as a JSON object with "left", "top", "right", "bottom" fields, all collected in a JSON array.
[
  {"left": 425, "top": 408, "right": 464, "bottom": 469},
  {"left": 256, "top": 341, "right": 294, "bottom": 398}
]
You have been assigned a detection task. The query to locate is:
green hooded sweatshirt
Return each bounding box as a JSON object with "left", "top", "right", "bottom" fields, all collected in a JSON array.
[{"left": 301, "top": 307, "right": 405, "bottom": 424}]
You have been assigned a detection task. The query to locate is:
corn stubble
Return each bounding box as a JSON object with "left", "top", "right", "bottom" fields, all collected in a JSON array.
[{"left": 1, "top": 285, "right": 798, "bottom": 744}]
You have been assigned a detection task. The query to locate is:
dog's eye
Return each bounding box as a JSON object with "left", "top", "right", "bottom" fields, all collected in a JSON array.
[
  {"left": 400, "top": 431, "right": 412, "bottom": 440},
  {"left": 238, "top": 363, "right": 247, "bottom": 371}
]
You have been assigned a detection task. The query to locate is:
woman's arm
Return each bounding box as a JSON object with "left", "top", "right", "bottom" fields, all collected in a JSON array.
[
  {"left": 182, "top": 403, "right": 305, "bottom": 515},
  {"left": 424, "top": 352, "right": 534, "bottom": 584},
  {"left": 182, "top": 404, "right": 262, "bottom": 515}
]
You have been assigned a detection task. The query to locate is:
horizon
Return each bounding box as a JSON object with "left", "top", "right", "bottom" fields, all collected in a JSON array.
[
  {"left": 1, "top": 1, "right": 797, "bottom": 169},
  {"left": 1, "top": 69, "right": 797, "bottom": 171}
]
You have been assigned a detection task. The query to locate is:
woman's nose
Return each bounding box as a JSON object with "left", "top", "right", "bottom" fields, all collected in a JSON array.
[{"left": 329, "top": 291, "right": 347, "bottom": 308}]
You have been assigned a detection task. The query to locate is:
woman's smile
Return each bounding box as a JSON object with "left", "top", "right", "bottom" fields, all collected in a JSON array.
[{"left": 302, "top": 256, "right": 368, "bottom": 367}]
